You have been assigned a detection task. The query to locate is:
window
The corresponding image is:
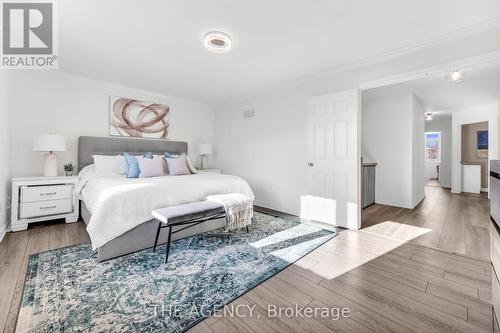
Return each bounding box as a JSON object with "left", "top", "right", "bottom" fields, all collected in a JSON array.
[{"left": 425, "top": 132, "right": 441, "bottom": 162}]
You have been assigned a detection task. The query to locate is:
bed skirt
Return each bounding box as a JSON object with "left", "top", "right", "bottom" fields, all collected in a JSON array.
[{"left": 80, "top": 201, "right": 227, "bottom": 262}]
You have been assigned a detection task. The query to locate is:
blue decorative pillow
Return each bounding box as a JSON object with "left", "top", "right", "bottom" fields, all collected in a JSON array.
[
  {"left": 124, "top": 153, "right": 140, "bottom": 178},
  {"left": 164, "top": 151, "right": 178, "bottom": 159}
]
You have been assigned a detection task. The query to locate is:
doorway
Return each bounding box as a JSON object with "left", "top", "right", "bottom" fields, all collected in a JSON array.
[
  {"left": 461, "top": 121, "right": 489, "bottom": 196},
  {"left": 424, "top": 131, "right": 442, "bottom": 187}
]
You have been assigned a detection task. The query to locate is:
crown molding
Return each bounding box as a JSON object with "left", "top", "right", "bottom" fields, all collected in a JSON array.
[
  {"left": 217, "top": 17, "right": 500, "bottom": 108},
  {"left": 359, "top": 50, "right": 500, "bottom": 90}
]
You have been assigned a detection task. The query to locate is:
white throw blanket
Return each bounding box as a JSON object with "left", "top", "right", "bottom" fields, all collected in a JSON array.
[{"left": 206, "top": 193, "right": 253, "bottom": 231}]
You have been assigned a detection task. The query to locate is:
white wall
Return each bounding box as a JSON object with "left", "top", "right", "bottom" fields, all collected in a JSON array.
[
  {"left": 412, "top": 96, "right": 425, "bottom": 207},
  {"left": 361, "top": 91, "right": 424, "bottom": 209},
  {"left": 425, "top": 117, "right": 453, "bottom": 188},
  {"left": 0, "top": 73, "right": 11, "bottom": 240},
  {"left": 362, "top": 92, "right": 413, "bottom": 207},
  {"left": 214, "top": 28, "right": 500, "bottom": 215},
  {"left": 9, "top": 71, "right": 215, "bottom": 177},
  {"left": 451, "top": 103, "right": 500, "bottom": 193}
]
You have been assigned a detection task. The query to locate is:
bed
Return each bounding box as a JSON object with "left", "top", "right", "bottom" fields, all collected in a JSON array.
[{"left": 77, "top": 136, "right": 254, "bottom": 261}]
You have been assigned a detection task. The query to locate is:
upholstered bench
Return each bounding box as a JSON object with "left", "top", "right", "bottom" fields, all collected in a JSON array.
[{"left": 152, "top": 201, "right": 248, "bottom": 263}]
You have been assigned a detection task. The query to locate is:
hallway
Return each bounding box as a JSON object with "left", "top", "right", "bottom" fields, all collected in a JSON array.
[{"left": 362, "top": 185, "right": 490, "bottom": 261}]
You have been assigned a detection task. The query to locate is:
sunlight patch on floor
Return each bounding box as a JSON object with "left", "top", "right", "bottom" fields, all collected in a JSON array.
[
  {"left": 269, "top": 234, "right": 334, "bottom": 263},
  {"left": 362, "top": 221, "right": 431, "bottom": 241},
  {"left": 248, "top": 224, "right": 321, "bottom": 249},
  {"left": 289, "top": 222, "right": 431, "bottom": 280}
]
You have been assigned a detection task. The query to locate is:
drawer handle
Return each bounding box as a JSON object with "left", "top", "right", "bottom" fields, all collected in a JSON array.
[
  {"left": 40, "top": 205, "right": 57, "bottom": 210},
  {"left": 40, "top": 192, "right": 57, "bottom": 196}
]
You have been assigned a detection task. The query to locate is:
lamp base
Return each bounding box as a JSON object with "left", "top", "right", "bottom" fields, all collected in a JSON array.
[
  {"left": 201, "top": 154, "right": 207, "bottom": 170},
  {"left": 43, "top": 152, "right": 58, "bottom": 177}
]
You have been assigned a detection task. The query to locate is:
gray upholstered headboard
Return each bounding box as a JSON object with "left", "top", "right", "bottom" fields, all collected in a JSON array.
[{"left": 78, "top": 136, "right": 188, "bottom": 171}]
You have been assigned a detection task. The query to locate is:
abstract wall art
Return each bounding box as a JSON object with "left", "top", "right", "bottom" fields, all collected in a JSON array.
[{"left": 109, "top": 96, "right": 170, "bottom": 139}]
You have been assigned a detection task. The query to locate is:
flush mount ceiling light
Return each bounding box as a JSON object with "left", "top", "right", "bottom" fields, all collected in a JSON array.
[
  {"left": 204, "top": 31, "right": 231, "bottom": 53},
  {"left": 425, "top": 113, "right": 433, "bottom": 120},
  {"left": 446, "top": 69, "right": 465, "bottom": 83}
]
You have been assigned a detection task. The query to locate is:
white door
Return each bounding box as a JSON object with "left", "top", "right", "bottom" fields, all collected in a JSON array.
[{"left": 302, "top": 89, "right": 360, "bottom": 229}]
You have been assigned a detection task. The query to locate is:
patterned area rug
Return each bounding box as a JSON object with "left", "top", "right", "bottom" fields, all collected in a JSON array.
[{"left": 16, "top": 212, "right": 336, "bottom": 333}]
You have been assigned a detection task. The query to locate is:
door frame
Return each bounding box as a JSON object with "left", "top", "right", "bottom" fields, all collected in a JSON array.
[
  {"left": 310, "top": 51, "right": 500, "bottom": 228},
  {"left": 453, "top": 116, "right": 494, "bottom": 197},
  {"left": 355, "top": 50, "right": 500, "bottom": 220}
]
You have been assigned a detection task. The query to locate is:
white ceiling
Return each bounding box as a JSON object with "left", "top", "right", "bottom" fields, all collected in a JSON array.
[
  {"left": 363, "top": 64, "right": 500, "bottom": 118},
  {"left": 59, "top": 0, "right": 500, "bottom": 104}
]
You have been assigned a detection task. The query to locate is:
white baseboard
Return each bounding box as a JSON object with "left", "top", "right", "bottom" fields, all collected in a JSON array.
[
  {"left": 411, "top": 193, "right": 425, "bottom": 209},
  {"left": 253, "top": 199, "right": 298, "bottom": 216},
  {"left": 375, "top": 198, "right": 413, "bottom": 209},
  {"left": 0, "top": 222, "right": 6, "bottom": 243}
]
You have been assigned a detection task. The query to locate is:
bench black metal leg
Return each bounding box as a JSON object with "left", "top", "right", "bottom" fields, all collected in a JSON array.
[
  {"left": 246, "top": 225, "right": 249, "bottom": 233},
  {"left": 153, "top": 221, "right": 162, "bottom": 252},
  {"left": 165, "top": 226, "right": 172, "bottom": 264}
]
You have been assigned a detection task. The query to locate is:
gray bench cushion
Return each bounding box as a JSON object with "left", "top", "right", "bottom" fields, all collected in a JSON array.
[{"left": 152, "top": 201, "right": 225, "bottom": 225}]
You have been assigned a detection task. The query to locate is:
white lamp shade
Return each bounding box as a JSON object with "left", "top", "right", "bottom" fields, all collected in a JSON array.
[
  {"left": 198, "top": 143, "right": 212, "bottom": 155},
  {"left": 33, "top": 134, "right": 67, "bottom": 152}
]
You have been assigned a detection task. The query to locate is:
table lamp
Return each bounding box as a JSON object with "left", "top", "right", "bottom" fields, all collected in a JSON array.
[
  {"left": 198, "top": 143, "right": 212, "bottom": 170},
  {"left": 33, "top": 134, "right": 67, "bottom": 177}
]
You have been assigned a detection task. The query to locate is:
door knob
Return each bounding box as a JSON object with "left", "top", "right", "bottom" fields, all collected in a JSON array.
[{"left": 307, "top": 162, "right": 314, "bottom": 167}]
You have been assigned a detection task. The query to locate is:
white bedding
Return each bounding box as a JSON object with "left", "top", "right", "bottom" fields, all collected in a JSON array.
[{"left": 76, "top": 166, "right": 254, "bottom": 250}]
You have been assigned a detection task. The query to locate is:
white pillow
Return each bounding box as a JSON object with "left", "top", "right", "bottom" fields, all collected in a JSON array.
[
  {"left": 164, "top": 153, "right": 197, "bottom": 174},
  {"left": 92, "top": 155, "right": 122, "bottom": 176},
  {"left": 137, "top": 156, "right": 165, "bottom": 178},
  {"left": 164, "top": 155, "right": 191, "bottom": 175}
]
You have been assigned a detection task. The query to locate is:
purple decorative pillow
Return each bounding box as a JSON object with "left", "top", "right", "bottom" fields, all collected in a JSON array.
[
  {"left": 137, "top": 156, "right": 165, "bottom": 178},
  {"left": 164, "top": 156, "right": 191, "bottom": 176}
]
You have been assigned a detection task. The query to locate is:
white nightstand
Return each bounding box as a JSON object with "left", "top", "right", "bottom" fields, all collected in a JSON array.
[
  {"left": 197, "top": 168, "right": 222, "bottom": 174},
  {"left": 11, "top": 176, "right": 80, "bottom": 232}
]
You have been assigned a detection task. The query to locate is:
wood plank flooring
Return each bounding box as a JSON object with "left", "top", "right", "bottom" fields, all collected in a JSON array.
[
  {"left": 0, "top": 199, "right": 492, "bottom": 333},
  {"left": 362, "top": 185, "right": 491, "bottom": 260}
]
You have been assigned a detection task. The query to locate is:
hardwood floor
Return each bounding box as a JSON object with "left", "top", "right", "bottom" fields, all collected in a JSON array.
[
  {"left": 0, "top": 221, "right": 90, "bottom": 333},
  {"left": 362, "top": 185, "right": 491, "bottom": 260},
  {"left": 0, "top": 200, "right": 492, "bottom": 333}
]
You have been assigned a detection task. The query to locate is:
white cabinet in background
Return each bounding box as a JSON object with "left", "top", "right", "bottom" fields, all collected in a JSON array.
[{"left": 462, "top": 164, "right": 481, "bottom": 194}]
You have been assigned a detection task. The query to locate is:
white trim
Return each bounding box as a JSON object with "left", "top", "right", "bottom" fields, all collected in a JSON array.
[
  {"left": 217, "top": 18, "right": 500, "bottom": 107},
  {"left": 0, "top": 223, "right": 6, "bottom": 243},
  {"left": 375, "top": 199, "right": 414, "bottom": 209},
  {"left": 411, "top": 193, "right": 425, "bottom": 209},
  {"left": 375, "top": 193, "right": 424, "bottom": 209},
  {"left": 481, "top": 187, "right": 489, "bottom": 193},
  {"left": 319, "top": 18, "right": 500, "bottom": 87},
  {"left": 253, "top": 199, "right": 298, "bottom": 217},
  {"left": 359, "top": 50, "right": 500, "bottom": 91},
  {"left": 450, "top": 104, "right": 498, "bottom": 196}
]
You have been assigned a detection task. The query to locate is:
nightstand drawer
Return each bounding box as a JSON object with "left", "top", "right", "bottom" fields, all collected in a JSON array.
[
  {"left": 21, "top": 185, "right": 73, "bottom": 203},
  {"left": 20, "top": 199, "right": 73, "bottom": 218}
]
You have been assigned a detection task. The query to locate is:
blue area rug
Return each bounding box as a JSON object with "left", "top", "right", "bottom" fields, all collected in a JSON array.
[{"left": 17, "top": 212, "right": 336, "bottom": 333}]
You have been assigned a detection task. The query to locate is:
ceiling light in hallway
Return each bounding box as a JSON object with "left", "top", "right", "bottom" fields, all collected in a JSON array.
[{"left": 446, "top": 70, "right": 465, "bottom": 83}]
